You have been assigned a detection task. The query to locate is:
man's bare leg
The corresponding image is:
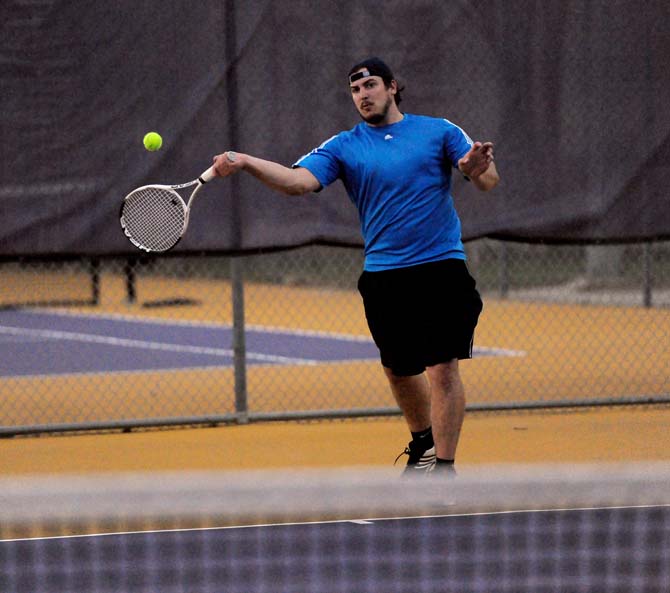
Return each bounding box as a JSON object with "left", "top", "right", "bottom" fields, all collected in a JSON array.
[
  {"left": 383, "top": 367, "right": 431, "bottom": 432},
  {"left": 383, "top": 368, "right": 436, "bottom": 473},
  {"left": 425, "top": 359, "right": 465, "bottom": 461}
]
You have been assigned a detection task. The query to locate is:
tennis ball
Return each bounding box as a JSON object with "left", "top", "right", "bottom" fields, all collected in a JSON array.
[{"left": 143, "top": 131, "right": 163, "bottom": 151}]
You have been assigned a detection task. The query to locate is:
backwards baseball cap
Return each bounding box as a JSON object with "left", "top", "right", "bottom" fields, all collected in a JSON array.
[{"left": 348, "top": 57, "right": 395, "bottom": 85}]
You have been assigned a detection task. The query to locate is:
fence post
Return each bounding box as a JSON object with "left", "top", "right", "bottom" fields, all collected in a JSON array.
[
  {"left": 223, "top": 0, "right": 247, "bottom": 423},
  {"left": 231, "top": 257, "right": 248, "bottom": 423},
  {"left": 90, "top": 258, "right": 101, "bottom": 305},
  {"left": 643, "top": 242, "right": 653, "bottom": 308},
  {"left": 498, "top": 242, "right": 509, "bottom": 299},
  {"left": 124, "top": 257, "right": 137, "bottom": 304}
]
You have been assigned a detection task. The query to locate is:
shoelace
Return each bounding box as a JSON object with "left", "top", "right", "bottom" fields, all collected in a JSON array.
[{"left": 393, "top": 447, "right": 412, "bottom": 466}]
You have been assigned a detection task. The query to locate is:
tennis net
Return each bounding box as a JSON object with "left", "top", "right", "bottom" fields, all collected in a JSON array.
[{"left": 1, "top": 463, "right": 669, "bottom": 593}]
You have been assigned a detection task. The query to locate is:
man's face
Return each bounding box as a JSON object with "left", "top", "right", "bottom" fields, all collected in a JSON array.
[{"left": 349, "top": 72, "right": 396, "bottom": 125}]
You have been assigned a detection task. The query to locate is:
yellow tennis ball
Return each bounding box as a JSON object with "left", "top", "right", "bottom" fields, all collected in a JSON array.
[{"left": 143, "top": 131, "right": 163, "bottom": 151}]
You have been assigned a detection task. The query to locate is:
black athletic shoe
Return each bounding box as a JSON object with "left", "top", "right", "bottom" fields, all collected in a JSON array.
[{"left": 395, "top": 441, "right": 436, "bottom": 476}]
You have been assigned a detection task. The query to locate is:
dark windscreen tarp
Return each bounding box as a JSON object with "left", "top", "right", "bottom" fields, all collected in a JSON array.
[{"left": 1, "top": 0, "right": 668, "bottom": 257}]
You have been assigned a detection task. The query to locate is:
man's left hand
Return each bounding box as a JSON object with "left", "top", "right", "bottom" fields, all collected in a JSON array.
[{"left": 459, "top": 142, "right": 494, "bottom": 180}]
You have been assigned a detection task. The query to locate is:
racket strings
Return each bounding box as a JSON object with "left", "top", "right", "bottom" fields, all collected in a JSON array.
[{"left": 121, "top": 187, "right": 186, "bottom": 252}]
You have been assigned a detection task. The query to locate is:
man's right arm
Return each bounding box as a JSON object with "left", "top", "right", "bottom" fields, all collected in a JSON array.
[{"left": 212, "top": 151, "right": 321, "bottom": 196}]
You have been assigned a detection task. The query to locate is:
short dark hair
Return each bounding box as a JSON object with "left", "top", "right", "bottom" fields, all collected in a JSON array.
[{"left": 348, "top": 57, "right": 404, "bottom": 105}]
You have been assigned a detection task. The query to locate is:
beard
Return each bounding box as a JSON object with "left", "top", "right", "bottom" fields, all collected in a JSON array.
[{"left": 359, "top": 95, "right": 393, "bottom": 125}]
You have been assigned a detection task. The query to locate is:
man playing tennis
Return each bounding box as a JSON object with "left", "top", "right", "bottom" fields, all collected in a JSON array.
[{"left": 212, "top": 57, "right": 499, "bottom": 477}]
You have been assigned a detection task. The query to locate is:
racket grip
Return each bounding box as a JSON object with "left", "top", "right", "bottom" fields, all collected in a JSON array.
[{"left": 199, "top": 166, "right": 217, "bottom": 184}]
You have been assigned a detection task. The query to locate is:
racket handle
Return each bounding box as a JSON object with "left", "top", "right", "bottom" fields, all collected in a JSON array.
[{"left": 199, "top": 166, "right": 217, "bottom": 184}]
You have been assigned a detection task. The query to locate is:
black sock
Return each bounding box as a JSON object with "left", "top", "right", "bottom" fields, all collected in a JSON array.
[
  {"left": 410, "top": 427, "right": 434, "bottom": 449},
  {"left": 435, "top": 458, "right": 457, "bottom": 475}
]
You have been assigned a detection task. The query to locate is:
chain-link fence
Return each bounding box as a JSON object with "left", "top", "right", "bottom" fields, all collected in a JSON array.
[{"left": 1, "top": 240, "right": 669, "bottom": 435}]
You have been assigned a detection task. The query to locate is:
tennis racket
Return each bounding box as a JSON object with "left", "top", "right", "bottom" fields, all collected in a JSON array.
[{"left": 120, "top": 160, "right": 226, "bottom": 253}]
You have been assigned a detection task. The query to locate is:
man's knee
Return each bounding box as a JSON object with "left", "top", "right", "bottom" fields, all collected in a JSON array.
[{"left": 426, "top": 359, "right": 462, "bottom": 392}]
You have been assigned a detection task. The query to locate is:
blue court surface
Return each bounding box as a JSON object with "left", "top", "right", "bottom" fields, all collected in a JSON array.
[
  {"left": 0, "top": 310, "right": 378, "bottom": 377},
  {"left": 0, "top": 310, "right": 520, "bottom": 378}
]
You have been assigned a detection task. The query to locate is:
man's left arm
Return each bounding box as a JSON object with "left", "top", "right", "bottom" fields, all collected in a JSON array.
[{"left": 458, "top": 141, "right": 500, "bottom": 192}]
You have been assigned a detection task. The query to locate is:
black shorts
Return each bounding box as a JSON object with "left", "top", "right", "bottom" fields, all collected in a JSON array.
[{"left": 357, "top": 259, "right": 483, "bottom": 376}]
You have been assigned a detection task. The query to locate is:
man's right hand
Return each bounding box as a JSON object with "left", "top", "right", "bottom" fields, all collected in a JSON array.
[{"left": 212, "top": 151, "right": 244, "bottom": 177}]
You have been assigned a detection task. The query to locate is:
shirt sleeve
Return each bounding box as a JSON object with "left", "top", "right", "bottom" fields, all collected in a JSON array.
[
  {"left": 292, "top": 135, "right": 341, "bottom": 192},
  {"left": 442, "top": 119, "right": 474, "bottom": 169}
]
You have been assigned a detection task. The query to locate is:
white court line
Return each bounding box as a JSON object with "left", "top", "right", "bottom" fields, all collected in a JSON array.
[
  {"left": 0, "top": 325, "right": 319, "bottom": 366},
  {"left": 3, "top": 503, "right": 669, "bottom": 543},
  {"left": 26, "top": 308, "right": 376, "bottom": 342},
  {"left": 14, "top": 309, "right": 526, "bottom": 357}
]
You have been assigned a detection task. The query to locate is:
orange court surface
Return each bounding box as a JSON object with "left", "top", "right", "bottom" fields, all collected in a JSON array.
[
  {"left": 3, "top": 405, "right": 670, "bottom": 476},
  {"left": 2, "top": 273, "right": 670, "bottom": 475}
]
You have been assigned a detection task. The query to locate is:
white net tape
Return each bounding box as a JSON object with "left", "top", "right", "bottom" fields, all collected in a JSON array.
[{"left": 2, "top": 464, "right": 669, "bottom": 592}]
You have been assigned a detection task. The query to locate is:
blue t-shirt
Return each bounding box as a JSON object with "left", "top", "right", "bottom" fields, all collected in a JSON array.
[{"left": 293, "top": 113, "right": 473, "bottom": 271}]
